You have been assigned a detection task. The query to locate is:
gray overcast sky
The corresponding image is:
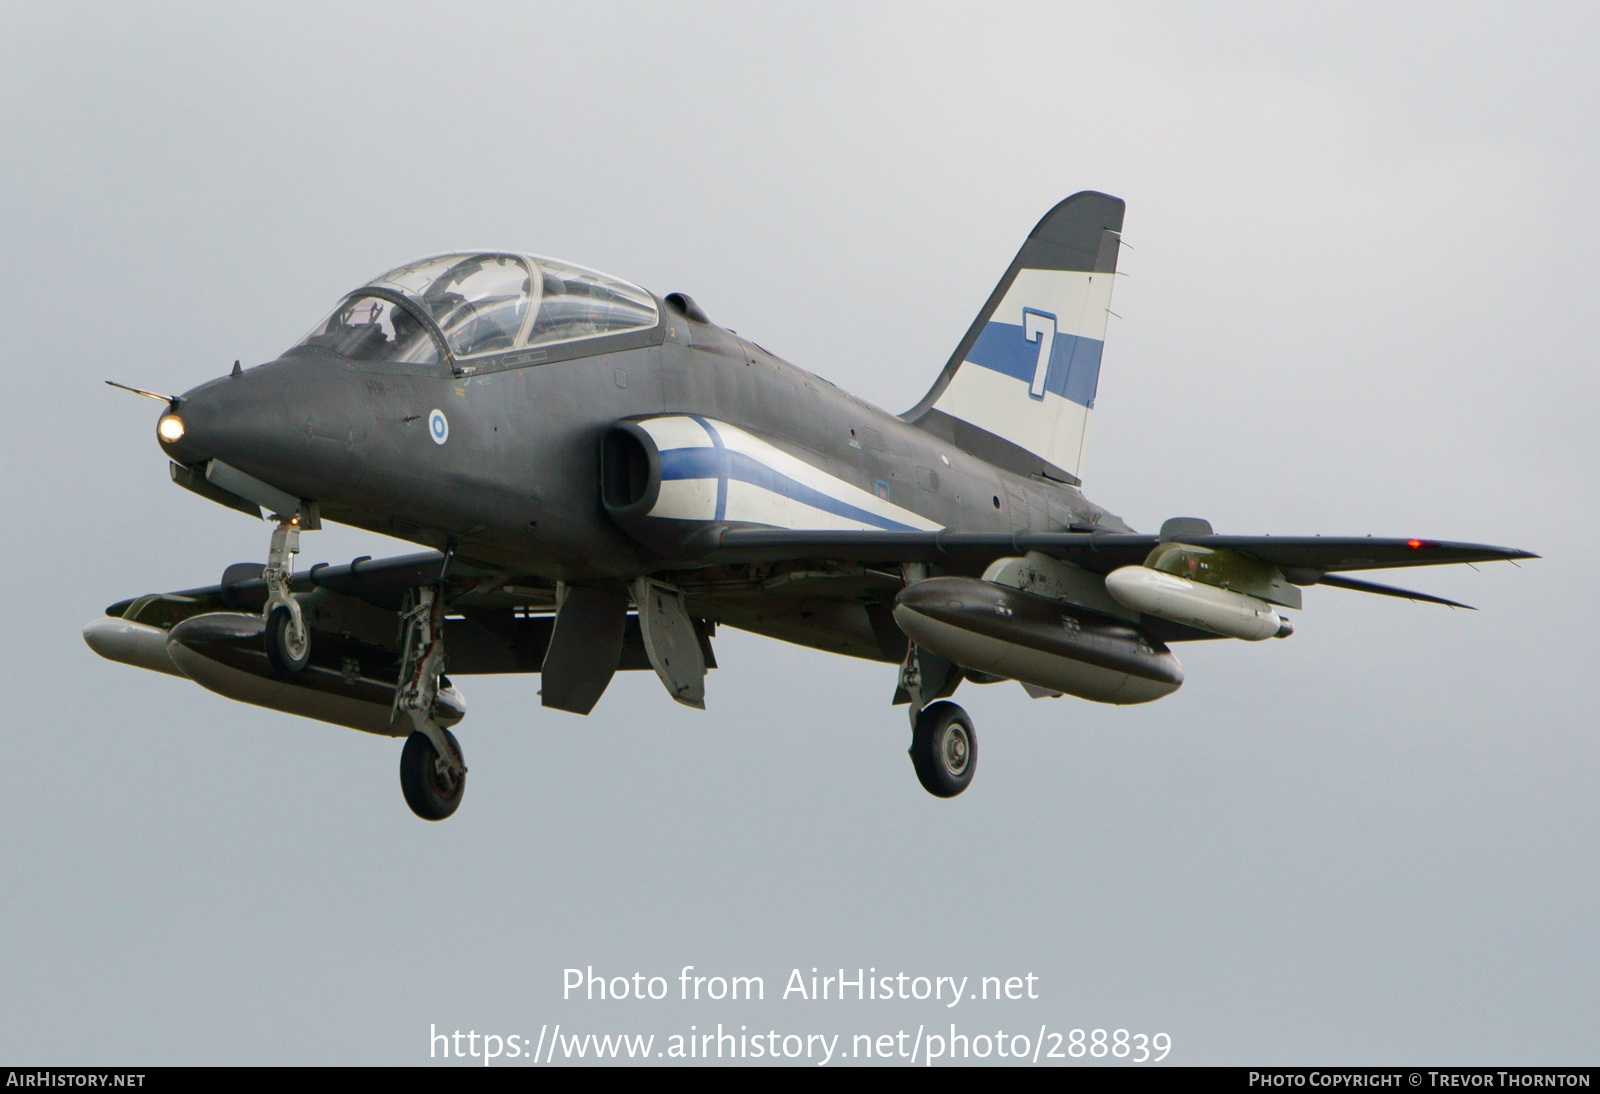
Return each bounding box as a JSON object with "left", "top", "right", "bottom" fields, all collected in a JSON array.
[{"left": 1, "top": 1, "right": 1595, "bottom": 1065}]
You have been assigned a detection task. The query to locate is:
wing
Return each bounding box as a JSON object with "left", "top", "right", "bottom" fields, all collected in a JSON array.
[
  {"left": 695, "top": 530, "right": 1157, "bottom": 573},
  {"left": 106, "top": 550, "right": 480, "bottom": 617},
  {"left": 693, "top": 528, "right": 1536, "bottom": 576},
  {"left": 1170, "top": 535, "right": 1537, "bottom": 574},
  {"left": 98, "top": 551, "right": 599, "bottom": 675},
  {"left": 99, "top": 550, "right": 723, "bottom": 677},
  {"left": 683, "top": 527, "right": 1533, "bottom": 620}
]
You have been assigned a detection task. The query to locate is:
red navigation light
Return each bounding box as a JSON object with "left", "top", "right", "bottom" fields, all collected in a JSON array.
[{"left": 1406, "top": 538, "right": 1438, "bottom": 549}]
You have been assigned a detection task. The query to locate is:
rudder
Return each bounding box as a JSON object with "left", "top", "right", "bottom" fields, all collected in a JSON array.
[{"left": 905, "top": 192, "right": 1124, "bottom": 486}]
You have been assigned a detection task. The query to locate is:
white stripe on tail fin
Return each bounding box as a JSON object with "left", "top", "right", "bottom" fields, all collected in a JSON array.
[{"left": 904, "top": 192, "right": 1124, "bottom": 486}]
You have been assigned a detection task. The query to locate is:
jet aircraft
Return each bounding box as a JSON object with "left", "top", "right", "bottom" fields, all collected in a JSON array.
[{"left": 86, "top": 192, "right": 1535, "bottom": 819}]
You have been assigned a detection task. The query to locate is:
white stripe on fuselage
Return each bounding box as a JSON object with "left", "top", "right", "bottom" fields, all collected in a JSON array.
[
  {"left": 638, "top": 415, "right": 714, "bottom": 451},
  {"left": 636, "top": 416, "right": 941, "bottom": 531},
  {"left": 651, "top": 478, "right": 720, "bottom": 521},
  {"left": 722, "top": 479, "right": 916, "bottom": 531}
]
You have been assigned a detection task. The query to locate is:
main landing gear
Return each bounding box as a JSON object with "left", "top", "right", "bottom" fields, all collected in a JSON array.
[
  {"left": 252, "top": 503, "right": 466, "bottom": 821},
  {"left": 900, "top": 640, "right": 977, "bottom": 798},
  {"left": 393, "top": 584, "right": 467, "bottom": 820}
]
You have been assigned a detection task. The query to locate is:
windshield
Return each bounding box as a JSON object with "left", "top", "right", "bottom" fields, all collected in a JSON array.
[
  {"left": 297, "top": 251, "right": 658, "bottom": 366},
  {"left": 292, "top": 295, "right": 442, "bottom": 364},
  {"left": 370, "top": 253, "right": 533, "bottom": 358},
  {"left": 527, "top": 259, "right": 658, "bottom": 346}
]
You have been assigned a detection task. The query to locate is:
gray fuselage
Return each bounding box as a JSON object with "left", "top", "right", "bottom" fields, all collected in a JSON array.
[{"left": 159, "top": 297, "right": 1131, "bottom": 661}]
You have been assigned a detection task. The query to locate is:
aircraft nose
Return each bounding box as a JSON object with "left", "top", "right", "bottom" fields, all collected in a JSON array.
[
  {"left": 157, "top": 364, "right": 366, "bottom": 503},
  {"left": 157, "top": 370, "right": 269, "bottom": 466}
]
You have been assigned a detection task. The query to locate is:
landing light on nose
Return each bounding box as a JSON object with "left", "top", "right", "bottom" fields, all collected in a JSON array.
[{"left": 158, "top": 414, "right": 186, "bottom": 443}]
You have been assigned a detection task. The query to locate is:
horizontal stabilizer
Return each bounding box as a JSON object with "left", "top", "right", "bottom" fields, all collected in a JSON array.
[{"left": 1317, "top": 574, "right": 1474, "bottom": 609}]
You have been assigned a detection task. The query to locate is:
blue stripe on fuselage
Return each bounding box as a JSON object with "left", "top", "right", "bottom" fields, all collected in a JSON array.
[
  {"left": 657, "top": 446, "right": 921, "bottom": 531},
  {"left": 688, "top": 415, "right": 728, "bottom": 521},
  {"left": 966, "top": 320, "right": 1103, "bottom": 408}
]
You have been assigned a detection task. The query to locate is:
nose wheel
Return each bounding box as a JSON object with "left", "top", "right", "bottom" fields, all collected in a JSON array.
[
  {"left": 909, "top": 700, "right": 977, "bottom": 798},
  {"left": 264, "top": 604, "right": 310, "bottom": 672}
]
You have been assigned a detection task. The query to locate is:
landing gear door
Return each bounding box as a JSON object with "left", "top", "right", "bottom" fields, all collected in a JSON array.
[
  {"left": 631, "top": 578, "right": 707, "bottom": 710},
  {"left": 540, "top": 586, "right": 627, "bottom": 714}
]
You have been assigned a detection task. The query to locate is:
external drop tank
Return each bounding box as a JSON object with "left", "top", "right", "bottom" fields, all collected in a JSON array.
[
  {"left": 85, "top": 612, "right": 464, "bottom": 735},
  {"left": 893, "top": 577, "right": 1184, "bottom": 705}
]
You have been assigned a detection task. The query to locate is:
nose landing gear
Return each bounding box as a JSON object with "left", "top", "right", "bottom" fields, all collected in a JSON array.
[
  {"left": 261, "top": 513, "right": 311, "bottom": 672},
  {"left": 393, "top": 584, "right": 467, "bottom": 820}
]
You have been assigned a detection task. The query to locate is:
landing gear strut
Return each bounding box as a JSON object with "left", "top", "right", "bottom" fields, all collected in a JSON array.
[
  {"left": 394, "top": 584, "right": 467, "bottom": 820},
  {"left": 900, "top": 640, "right": 977, "bottom": 798},
  {"left": 261, "top": 514, "right": 310, "bottom": 672}
]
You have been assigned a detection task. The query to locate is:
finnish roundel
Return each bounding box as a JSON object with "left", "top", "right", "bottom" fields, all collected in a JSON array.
[{"left": 428, "top": 409, "right": 449, "bottom": 445}]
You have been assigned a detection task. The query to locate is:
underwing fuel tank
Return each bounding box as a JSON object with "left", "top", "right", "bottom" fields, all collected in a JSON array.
[
  {"left": 893, "top": 577, "right": 1183, "bottom": 705},
  {"left": 164, "top": 613, "right": 464, "bottom": 736},
  {"left": 83, "top": 617, "right": 190, "bottom": 677},
  {"left": 1104, "top": 566, "right": 1292, "bottom": 641}
]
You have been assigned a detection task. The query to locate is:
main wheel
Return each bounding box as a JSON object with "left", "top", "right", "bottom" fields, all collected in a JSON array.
[
  {"left": 264, "top": 605, "right": 310, "bottom": 673},
  {"left": 400, "top": 729, "right": 466, "bottom": 820},
  {"left": 909, "top": 701, "right": 976, "bottom": 798}
]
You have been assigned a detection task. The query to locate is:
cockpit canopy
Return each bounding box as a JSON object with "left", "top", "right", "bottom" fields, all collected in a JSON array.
[{"left": 293, "top": 252, "right": 658, "bottom": 364}]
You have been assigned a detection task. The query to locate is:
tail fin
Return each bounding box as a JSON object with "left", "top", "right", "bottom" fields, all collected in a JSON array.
[{"left": 904, "top": 191, "right": 1124, "bottom": 486}]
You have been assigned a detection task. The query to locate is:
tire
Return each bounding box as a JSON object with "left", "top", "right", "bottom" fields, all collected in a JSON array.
[
  {"left": 264, "top": 605, "right": 310, "bottom": 673},
  {"left": 400, "top": 729, "right": 466, "bottom": 821},
  {"left": 908, "top": 701, "right": 976, "bottom": 798}
]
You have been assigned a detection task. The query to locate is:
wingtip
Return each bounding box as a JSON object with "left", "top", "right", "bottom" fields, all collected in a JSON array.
[{"left": 1480, "top": 544, "right": 1539, "bottom": 561}]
